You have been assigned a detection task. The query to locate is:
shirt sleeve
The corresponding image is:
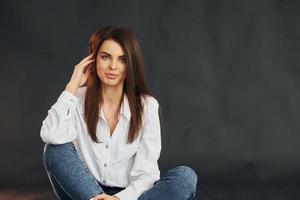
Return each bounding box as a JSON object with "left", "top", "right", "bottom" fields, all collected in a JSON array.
[
  {"left": 114, "top": 97, "right": 162, "bottom": 200},
  {"left": 40, "top": 90, "right": 79, "bottom": 144}
]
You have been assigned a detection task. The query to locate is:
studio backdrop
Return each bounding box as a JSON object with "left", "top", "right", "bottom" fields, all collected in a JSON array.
[{"left": 0, "top": 0, "right": 300, "bottom": 199}]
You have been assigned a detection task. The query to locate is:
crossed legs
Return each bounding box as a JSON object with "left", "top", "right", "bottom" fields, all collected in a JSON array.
[{"left": 43, "top": 142, "right": 198, "bottom": 200}]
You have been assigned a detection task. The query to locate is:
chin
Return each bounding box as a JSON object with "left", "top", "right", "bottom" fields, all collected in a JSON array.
[{"left": 102, "top": 80, "right": 124, "bottom": 88}]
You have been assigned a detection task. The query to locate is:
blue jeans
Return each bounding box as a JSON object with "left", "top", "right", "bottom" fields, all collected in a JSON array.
[{"left": 43, "top": 142, "right": 198, "bottom": 200}]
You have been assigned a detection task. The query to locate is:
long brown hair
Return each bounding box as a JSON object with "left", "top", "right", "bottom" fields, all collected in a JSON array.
[{"left": 84, "top": 25, "right": 152, "bottom": 144}]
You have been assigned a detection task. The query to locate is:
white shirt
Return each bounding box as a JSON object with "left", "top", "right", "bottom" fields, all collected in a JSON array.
[{"left": 40, "top": 86, "right": 161, "bottom": 200}]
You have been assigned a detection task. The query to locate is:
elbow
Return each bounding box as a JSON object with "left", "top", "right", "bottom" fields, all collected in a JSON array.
[
  {"left": 40, "top": 124, "right": 77, "bottom": 145},
  {"left": 40, "top": 125, "right": 51, "bottom": 143},
  {"left": 40, "top": 128, "right": 58, "bottom": 144}
]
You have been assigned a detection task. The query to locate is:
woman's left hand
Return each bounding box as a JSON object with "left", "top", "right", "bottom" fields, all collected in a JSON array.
[{"left": 92, "top": 193, "right": 120, "bottom": 200}]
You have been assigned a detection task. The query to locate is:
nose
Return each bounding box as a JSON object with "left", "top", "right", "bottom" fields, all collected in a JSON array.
[{"left": 109, "top": 59, "right": 118, "bottom": 70}]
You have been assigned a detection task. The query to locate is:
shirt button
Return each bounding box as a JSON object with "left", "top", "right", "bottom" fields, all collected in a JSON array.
[
  {"left": 105, "top": 144, "right": 109, "bottom": 149},
  {"left": 70, "top": 99, "right": 74, "bottom": 102},
  {"left": 104, "top": 163, "right": 107, "bottom": 167},
  {"left": 103, "top": 180, "right": 106, "bottom": 183}
]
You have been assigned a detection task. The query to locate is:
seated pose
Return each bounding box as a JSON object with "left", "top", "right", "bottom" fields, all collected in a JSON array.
[{"left": 40, "top": 25, "right": 198, "bottom": 200}]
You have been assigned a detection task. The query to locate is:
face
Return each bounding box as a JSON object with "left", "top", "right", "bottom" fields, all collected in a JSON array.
[{"left": 96, "top": 39, "right": 127, "bottom": 89}]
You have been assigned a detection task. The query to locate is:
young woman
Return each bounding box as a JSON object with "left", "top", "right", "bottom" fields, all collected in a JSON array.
[{"left": 40, "top": 25, "right": 198, "bottom": 200}]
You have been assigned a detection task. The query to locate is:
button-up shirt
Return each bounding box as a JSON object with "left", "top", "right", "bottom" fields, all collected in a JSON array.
[{"left": 40, "top": 86, "right": 161, "bottom": 200}]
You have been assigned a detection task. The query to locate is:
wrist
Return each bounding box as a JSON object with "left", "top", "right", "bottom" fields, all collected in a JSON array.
[{"left": 65, "top": 82, "right": 78, "bottom": 95}]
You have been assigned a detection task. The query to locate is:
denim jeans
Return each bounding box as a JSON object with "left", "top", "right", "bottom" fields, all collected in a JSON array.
[{"left": 43, "top": 142, "right": 198, "bottom": 200}]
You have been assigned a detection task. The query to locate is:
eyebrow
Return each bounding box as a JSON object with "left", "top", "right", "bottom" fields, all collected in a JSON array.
[{"left": 99, "top": 51, "right": 126, "bottom": 58}]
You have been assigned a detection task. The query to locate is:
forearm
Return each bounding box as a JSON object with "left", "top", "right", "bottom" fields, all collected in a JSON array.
[{"left": 65, "top": 82, "right": 78, "bottom": 95}]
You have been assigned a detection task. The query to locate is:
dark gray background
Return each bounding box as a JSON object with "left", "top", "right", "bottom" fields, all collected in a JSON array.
[{"left": 1, "top": 0, "right": 300, "bottom": 199}]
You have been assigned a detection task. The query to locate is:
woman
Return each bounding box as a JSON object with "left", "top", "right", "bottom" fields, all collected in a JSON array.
[{"left": 40, "top": 25, "right": 198, "bottom": 200}]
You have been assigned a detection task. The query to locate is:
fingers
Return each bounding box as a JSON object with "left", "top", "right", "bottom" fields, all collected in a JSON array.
[
  {"left": 69, "top": 54, "right": 95, "bottom": 88},
  {"left": 83, "top": 59, "right": 95, "bottom": 70},
  {"left": 92, "top": 193, "right": 107, "bottom": 200},
  {"left": 80, "top": 53, "right": 92, "bottom": 62},
  {"left": 92, "top": 197, "right": 103, "bottom": 200},
  {"left": 76, "top": 56, "right": 95, "bottom": 71},
  {"left": 79, "top": 57, "right": 95, "bottom": 67},
  {"left": 83, "top": 66, "right": 92, "bottom": 77},
  {"left": 79, "top": 54, "right": 94, "bottom": 65}
]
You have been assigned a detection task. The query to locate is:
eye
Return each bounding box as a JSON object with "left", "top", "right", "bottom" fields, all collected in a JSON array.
[
  {"left": 101, "top": 55, "right": 109, "bottom": 60},
  {"left": 120, "top": 58, "right": 126, "bottom": 63}
]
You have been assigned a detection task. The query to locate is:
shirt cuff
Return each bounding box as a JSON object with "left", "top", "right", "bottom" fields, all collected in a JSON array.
[
  {"left": 114, "top": 186, "right": 137, "bottom": 200},
  {"left": 51, "top": 90, "right": 79, "bottom": 119},
  {"left": 57, "top": 90, "right": 79, "bottom": 105}
]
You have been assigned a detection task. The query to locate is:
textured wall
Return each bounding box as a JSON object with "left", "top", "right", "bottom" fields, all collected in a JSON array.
[{"left": 0, "top": 0, "right": 299, "bottom": 190}]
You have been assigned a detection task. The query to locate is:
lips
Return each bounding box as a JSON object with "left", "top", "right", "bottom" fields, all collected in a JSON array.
[
  {"left": 105, "top": 73, "right": 118, "bottom": 79},
  {"left": 106, "top": 73, "right": 118, "bottom": 76}
]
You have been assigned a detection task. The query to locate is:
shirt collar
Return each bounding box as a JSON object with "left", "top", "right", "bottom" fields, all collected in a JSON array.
[
  {"left": 79, "top": 93, "right": 131, "bottom": 121},
  {"left": 120, "top": 94, "right": 131, "bottom": 121}
]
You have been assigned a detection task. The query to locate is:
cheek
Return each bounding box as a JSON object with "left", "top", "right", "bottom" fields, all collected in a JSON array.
[
  {"left": 96, "top": 60, "right": 106, "bottom": 69},
  {"left": 96, "top": 62, "right": 109, "bottom": 75},
  {"left": 95, "top": 63, "right": 104, "bottom": 77}
]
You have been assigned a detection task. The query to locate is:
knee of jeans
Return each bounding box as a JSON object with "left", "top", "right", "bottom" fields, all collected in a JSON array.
[
  {"left": 43, "top": 142, "right": 75, "bottom": 169},
  {"left": 172, "top": 166, "right": 198, "bottom": 192}
]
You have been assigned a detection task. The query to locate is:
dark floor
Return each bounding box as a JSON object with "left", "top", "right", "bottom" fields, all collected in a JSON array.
[
  {"left": 199, "top": 182, "right": 300, "bottom": 200},
  {"left": 0, "top": 189, "right": 56, "bottom": 200},
  {"left": 0, "top": 182, "right": 299, "bottom": 200}
]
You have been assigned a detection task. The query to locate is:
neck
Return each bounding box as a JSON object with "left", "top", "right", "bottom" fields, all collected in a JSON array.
[{"left": 101, "top": 84, "right": 124, "bottom": 106}]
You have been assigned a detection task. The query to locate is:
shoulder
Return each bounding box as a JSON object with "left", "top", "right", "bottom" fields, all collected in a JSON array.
[
  {"left": 141, "top": 94, "right": 160, "bottom": 116},
  {"left": 140, "top": 95, "right": 160, "bottom": 128},
  {"left": 141, "top": 94, "right": 159, "bottom": 106}
]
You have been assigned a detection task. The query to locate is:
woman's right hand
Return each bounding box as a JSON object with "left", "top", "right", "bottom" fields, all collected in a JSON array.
[{"left": 65, "top": 54, "right": 95, "bottom": 95}]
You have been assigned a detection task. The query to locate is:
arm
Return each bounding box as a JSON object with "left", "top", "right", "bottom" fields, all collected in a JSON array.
[
  {"left": 114, "top": 98, "right": 162, "bottom": 200},
  {"left": 40, "top": 89, "right": 79, "bottom": 144},
  {"left": 40, "top": 53, "right": 94, "bottom": 144}
]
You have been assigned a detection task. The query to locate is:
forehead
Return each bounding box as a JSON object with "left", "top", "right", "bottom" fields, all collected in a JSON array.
[{"left": 98, "top": 39, "right": 125, "bottom": 56}]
